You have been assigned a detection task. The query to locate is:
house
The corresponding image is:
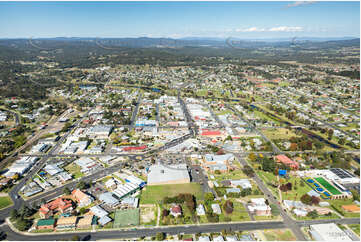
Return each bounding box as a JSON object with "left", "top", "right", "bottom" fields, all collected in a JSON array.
[
  {"left": 88, "top": 205, "right": 112, "bottom": 226},
  {"left": 56, "top": 216, "right": 77, "bottom": 230},
  {"left": 211, "top": 204, "right": 222, "bottom": 215},
  {"left": 36, "top": 218, "right": 56, "bottom": 230},
  {"left": 170, "top": 205, "right": 182, "bottom": 217},
  {"left": 283, "top": 200, "right": 306, "bottom": 210},
  {"left": 293, "top": 208, "right": 308, "bottom": 217},
  {"left": 43, "top": 164, "right": 63, "bottom": 176},
  {"left": 248, "top": 198, "right": 271, "bottom": 216},
  {"left": 226, "top": 235, "right": 239, "bottom": 241},
  {"left": 39, "top": 198, "right": 73, "bottom": 219},
  {"left": 99, "top": 192, "right": 119, "bottom": 207},
  {"left": 196, "top": 204, "right": 206, "bottom": 216},
  {"left": 199, "top": 236, "right": 211, "bottom": 241},
  {"left": 226, "top": 188, "right": 240, "bottom": 194},
  {"left": 72, "top": 189, "right": 93, "bottom": 207},
  {"left": 230, "top": 179, "right": 252, "bottom": 189},
  {"left": 77, "top": 215, "right": 93, "bottom": 229},
  {"left": 213, "top": 236, "right": 225, "bottom": 241},
  {"left": 74, "top": 157, "right": 99, "bottom": 173},
  {"left": 275, "top": 155, "right": 299, "bottom": 170}
]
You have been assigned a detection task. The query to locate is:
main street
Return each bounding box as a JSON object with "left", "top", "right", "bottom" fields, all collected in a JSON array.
[{"left": 1, "top": 218, "right": 359, "bottom": 241}]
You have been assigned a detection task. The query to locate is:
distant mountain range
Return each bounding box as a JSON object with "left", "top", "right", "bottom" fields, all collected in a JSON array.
[{"left": 0, "top": 36, "right": 359, "bottom": 49}]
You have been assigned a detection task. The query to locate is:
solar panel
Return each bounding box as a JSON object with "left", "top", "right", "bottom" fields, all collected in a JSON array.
[{"left": 329, "top": 168, "right": 355, "bottom": 179}]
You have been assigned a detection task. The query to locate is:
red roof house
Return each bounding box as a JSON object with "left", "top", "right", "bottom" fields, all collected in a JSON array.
[
  {"left": 39, "top": 198, "right": 73, "bottom": 219},
  {"left": 275, "top": 155, "right": 299, "bottom": 170}
]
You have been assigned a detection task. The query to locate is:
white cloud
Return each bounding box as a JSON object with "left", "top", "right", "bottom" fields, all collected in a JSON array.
[
  {"left": 234, "top": 26, "right": 303, "bottom": 33},
  {"left": 269, "top": 26, "right": 304, "bottom": 32},
  {"left": 286, "top": 1, "right": 316, "bottom": 8}
]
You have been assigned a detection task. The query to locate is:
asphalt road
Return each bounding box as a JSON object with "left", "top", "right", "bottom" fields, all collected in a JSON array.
[
  {"left": 235, "top": 154, "right": 306, "bottom": 241},
  {"left": 2, "top": 218, "right": 359, "bottom": 241}
]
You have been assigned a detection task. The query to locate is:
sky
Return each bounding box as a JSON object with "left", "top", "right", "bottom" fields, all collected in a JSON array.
[{"left": 0, "top": 1, "right": 359, "bottom": 39}]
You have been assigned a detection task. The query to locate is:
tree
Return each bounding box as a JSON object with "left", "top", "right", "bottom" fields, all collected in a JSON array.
[
  {"left": 223, "top": 200, "right": 234, "bottom": 214},
  {"left": 300, "top": 194, "right": 312, "bottom": 205},
  {"left": 350, "top": 189, "right": 360, "bottom": 201},
  {"left": 204, "top": 192, "right": 214, "bottom": 202},
  {"left": 15, "top": 218, "right": 30, "bottom": 231},
  {"left": 155, "top": 232, "right": 165, "bottom": 241},
  {"left": 10, "top": 209, "right": 18, "bottom": 220},
  {"left": 242, "top": 165, "right": 254, "bottom": 177},
  {"left": 248, "top": 153, "right": 257, "bottom": 162},
  {"left": 270, "top": 204, "right": 280, "bottom": 216},
  {"left": 79, "top": 207, "right": 87, "bottom": 215},
  {"left": 338, "top": 138, "right": 345, "bottom": 145},
  {"left": 77, "top": 181, "right": 87, "bottom": 190},
  {"left": 162, "top": 209, "right": 169, "bottom": 218},
  {"left": 240, "top": 188, "right": 252, "bottom": 197},
  {"left": 307, "top": 210, "right": 318, "bottom": 219},
  {"left": 327, "top": 129, "right": 334, "bottom": 140},
  {"left": 290, "top": 143, "right": 298, "bottom": 151},
  {"left": 311, "top": 196, "right": 320, "bottom": 205},
  {"left": 63, "top": 187, "right": 71, "bottom": 195}
]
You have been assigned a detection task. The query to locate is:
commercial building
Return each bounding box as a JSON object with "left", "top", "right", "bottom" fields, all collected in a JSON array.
[
  {"left": 309, "top": 223, "right": 352, "bottom": 241},
  {"left": 56, "top": 216, "right": 77, "bottom": 230},
  {"left": 77, "top": 215, "right": 93, "bottom": 229},
  {"left": 36, "top": 218, "right": 56, "bottom": 230},
  {"left": 147, "top": 163, "right": 190, "bottom": 185}
]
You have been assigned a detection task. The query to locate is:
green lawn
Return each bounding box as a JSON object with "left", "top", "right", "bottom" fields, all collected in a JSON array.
[
  {"left": 349, "top": 224, "right": 360, "bottom": 236},
  {"left": 0, "top": 196, "right": 12, "bottom": 210},
  {"left": 218, "top": 200, "right": 251, "bottom": 222},
  {"left": 281, "top": 177, "right": 311, "bottom": 201},
  {"left": 213, "top": 169, "right": 248, "bottom": 181},
  {"left": 262, "top": 128, "right": 300, "bottom": 140},
  {"left": 315, "top": 177, "right": 341, "bottom": 195},
  {"left": 140, "top": 183, "right": 203, "bottom": 204},
  {"left": 263, "top": 229, "right": 296, "bottom": 241},
  {"left": 329, "top": 199, "right": 360, "bottom": 218},
  {"left": 64, "top": 163, "right": 84, "bottom": 179},
  {"left": 256, "top": 171, "right": 279, "bottom": 199},
  {"left": 113, "top": 208, "right": 140, "bottom": 228},
  {"left": 216, "top": 110, "right": 233, "bottom": 116}
]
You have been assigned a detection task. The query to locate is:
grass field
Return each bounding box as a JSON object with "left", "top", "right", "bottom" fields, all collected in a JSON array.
[
  {"left": 349, "top": 224, "right": 360, "bottom": 236},
  {"left": 262, "top": 128, "right": 300, "bottom": 140},
  {"left": 113, "top": 208, "right": 139, "bottom": 228},
  {"left": 280, "top": 177, "right": 311, "bottom": 201},
  {"left": 0, "top": 196, "right": 12, "bottom": 210},
  {"left": 140, "top": 183, "right": 203, "bottom": 204},
  {"left": 315, "top": 177, "right": 341, "bottom": 195},
  {"left": 263, "top": 229, "right": 296, "bottom": 241},
  {"left": 64, "top": 163, "right": 84, "bottom": 179},
  {"left": 329, "top": 199, "right": 360, "bottom": 218}
]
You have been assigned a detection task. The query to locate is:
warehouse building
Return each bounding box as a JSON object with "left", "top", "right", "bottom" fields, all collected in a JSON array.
[
  {"left": 147, "top": 163, "right": 190, "bottom": 185},
  {"left": 309, "top": 223, "right": 352, "bottom": 241}
]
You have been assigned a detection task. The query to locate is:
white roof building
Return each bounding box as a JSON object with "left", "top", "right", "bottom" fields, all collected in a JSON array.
[
  {"left": 211, "top": 203, "right": 222, "bottom": 214},
  {"left": 309, "top": 223, "right": 352, "bottom": 241},
  {"left": 147, "top": 163, "right": 190, "bottom": 185},
  {"left": 196, "top": 204, "right": 206, "bottom": 216}
]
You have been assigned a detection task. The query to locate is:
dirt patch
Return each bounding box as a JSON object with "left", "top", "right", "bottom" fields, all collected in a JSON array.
[{"left": 140, "top": 204, "right": 156, "bottom": 223}]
